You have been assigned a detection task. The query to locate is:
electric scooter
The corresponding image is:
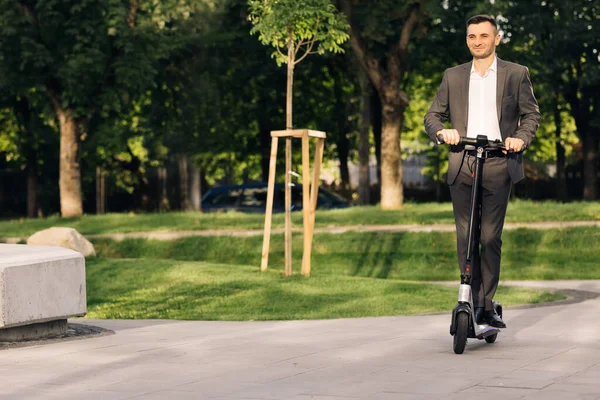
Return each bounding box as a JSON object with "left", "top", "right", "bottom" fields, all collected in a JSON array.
[{"left": 437, "top": 134, "right": 505, "bottom": 354}]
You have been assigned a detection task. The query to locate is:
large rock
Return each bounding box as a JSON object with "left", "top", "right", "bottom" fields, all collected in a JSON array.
[{"left": 27, "top": 227, "right": 96, "bottom": 257}]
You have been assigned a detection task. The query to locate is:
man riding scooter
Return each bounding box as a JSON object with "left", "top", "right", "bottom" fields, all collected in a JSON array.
[{"left": 424, "top": 14, "right": 541, "bottom": 328}]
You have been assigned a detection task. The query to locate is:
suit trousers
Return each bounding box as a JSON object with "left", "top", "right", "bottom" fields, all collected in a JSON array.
[{"left": 449, "top": 152, "right": 512, "bottom": 311}]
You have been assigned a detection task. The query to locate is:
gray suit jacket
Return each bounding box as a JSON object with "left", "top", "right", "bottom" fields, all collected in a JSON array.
[{"left": 424, "top": 58, "right": 541, "bottom": 184}]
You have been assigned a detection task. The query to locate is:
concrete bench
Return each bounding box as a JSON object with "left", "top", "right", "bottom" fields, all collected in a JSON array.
[{"left": 0, "top": 244, "right": 86, "bottom": 341}]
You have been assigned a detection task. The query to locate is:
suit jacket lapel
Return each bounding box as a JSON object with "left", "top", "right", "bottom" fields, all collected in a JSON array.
[
  {"left": 496, "top": 58, "right": 507, "bottom": 122},
  {"left": 462, "top": 61, "right": 471, "bottom": 131}
]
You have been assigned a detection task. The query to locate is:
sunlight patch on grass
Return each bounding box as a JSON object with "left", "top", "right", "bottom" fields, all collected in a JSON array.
[{"left": 85, "top": 258, "right": 564, "bottom": 321}]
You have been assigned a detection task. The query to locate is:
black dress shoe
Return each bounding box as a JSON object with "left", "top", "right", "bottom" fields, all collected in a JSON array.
[
  {"left": 474, "top": 307, "right": 485, "bottom": 324},
  {"left": 484, "top": 310, "right": 506, "bottom": 328}
]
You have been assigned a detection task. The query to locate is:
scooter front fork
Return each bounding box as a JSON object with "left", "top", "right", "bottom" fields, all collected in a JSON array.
[
  {"left": 458, "top": 284, "right": 471, "bottom": 304},
  {"left": 450, "top": 284, "right": 473, "bottom": 335}
]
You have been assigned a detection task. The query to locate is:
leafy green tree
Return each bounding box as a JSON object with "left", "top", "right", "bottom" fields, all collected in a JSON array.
[
  {"left": 0, "top": 0, "right": 203, "bottom": 217},
  {"left": 249, "top": 0, "right": 349, "bottom": 275},
  {"left": 498, "top": 0, "right": 600, "bottom": 200},
  {"left": 249, "top": 0, "right": 349, "bottom": 130},
  {"left": 141, "top": 0, "right": 277, "bottom": 210},
  {"left": 0, "top": 91, "right": 57, "bottom": 217},
  {"left": 405, "top": 0, "right": 491, "bottom": 200},
  {"left": 292, "top": 52, "right": 361, "bottom": 197},
  {"left": 339, "top": 0, "right": 426, "bottom": 209},
  {"left": 248, "top": 0, "right": 350, "bottom": 210}
]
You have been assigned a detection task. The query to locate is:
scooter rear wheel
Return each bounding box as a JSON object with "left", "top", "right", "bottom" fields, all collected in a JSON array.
[
  {"left": 485, "top": 333, "right": 497, "bottom": 343},
  {"left": 453, "top": 312, "right": 469, "bottom": 354},
  {"left": 485, "top": 302, "right": 503, "bottom": 344}
]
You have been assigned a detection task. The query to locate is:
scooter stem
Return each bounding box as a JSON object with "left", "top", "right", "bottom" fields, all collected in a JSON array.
[{"left": 463, "top": 146, "right": 485, "bottom": 284}]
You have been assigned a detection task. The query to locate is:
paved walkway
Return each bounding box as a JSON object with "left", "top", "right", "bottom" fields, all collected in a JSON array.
[{"left": 1, "top": 280, "right": 600, "bottom": 399}]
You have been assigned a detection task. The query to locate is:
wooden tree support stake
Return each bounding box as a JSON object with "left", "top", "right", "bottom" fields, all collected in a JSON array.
[{"left": 261, "top": 129, "right": 326, "bottom": 277}]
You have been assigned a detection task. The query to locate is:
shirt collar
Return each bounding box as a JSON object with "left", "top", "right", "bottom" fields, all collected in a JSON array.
[{"left": 470, "top": 56, "right": 497, "bottom": 75}]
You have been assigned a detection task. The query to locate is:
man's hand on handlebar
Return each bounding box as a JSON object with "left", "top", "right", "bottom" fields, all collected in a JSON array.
[
  {"left": 437, "top": 129, "right": 460, "bottom": 145},
  {"left": 504, "top": 137, "right": 524, "bottom": 154}
]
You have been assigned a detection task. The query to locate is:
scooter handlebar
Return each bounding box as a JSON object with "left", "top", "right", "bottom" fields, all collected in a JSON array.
[{"left": 436, "top": 134, "right": 505, "bottom": 150}]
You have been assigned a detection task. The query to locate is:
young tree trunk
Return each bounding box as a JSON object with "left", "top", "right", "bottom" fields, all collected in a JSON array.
[
  {"left": 54, "top": 105, "right": 83, "bottom": 218},
  {"left": 190, "top": 165, "right": 202, "bottom": 211},
  {"left": 358, "top": 72, "right": 371, "bottom": 205},
  {"left": 284, "top": 36, "right": 295, "bottom": 277}
]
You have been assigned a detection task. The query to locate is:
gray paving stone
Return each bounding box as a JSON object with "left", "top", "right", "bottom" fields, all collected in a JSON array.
[
  {"left": 523, "top": 383, "right": 600, "bottom": 400},
  {"left": 1, "top": 280, "right": 600, "bottom": 399},
  {"left": 452, "top": 385, "right": 537, "bottom": 400}
]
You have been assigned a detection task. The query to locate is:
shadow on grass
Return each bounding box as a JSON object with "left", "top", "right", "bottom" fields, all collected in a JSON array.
[
  {"left": 91, "top": 227, "right": 600, "bottom": 281},
  {"left": 350, "top": 232, "right": 413, "bottom": 279}
]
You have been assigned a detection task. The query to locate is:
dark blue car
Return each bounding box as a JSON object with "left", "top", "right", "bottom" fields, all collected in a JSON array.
[{"left": 201, "top": 183, "right": 350, "bottom": 213}]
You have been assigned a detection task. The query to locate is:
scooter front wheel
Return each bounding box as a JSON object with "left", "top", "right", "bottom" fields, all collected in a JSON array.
[{"left": 453, "top": 312, "right": 469, "bottom": 354}]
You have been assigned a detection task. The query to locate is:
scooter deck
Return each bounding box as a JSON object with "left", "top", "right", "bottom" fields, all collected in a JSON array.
[{"left": 471, "top": 323, "right": 500, "bottom": 340}]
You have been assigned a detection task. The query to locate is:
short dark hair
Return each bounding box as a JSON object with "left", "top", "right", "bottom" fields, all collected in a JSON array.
[{"left": 466, "top": 15, "right": 497, "bottom": 32}]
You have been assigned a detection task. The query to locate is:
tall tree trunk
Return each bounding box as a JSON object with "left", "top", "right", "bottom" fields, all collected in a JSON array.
[
  {"left": 336, "top": 135, "right": 350, "bottom": 197},
  {"left": 178, "top": 154, "right": 192, "bottom": 211},
  {"left": 340, "top": 0, "right": 420, "bottom": 210},
  {"left": 257, "top": 89, "right": 273, "bottom": 182},
  {"left": 582, "top": 129, "right": 598, "bottom": 200},
  {"left": 380, "top": 94, "right": 404, "bottom": 209},
  {"left": 54, "top": 105, "right": 83, "bottom": 218},
  {"left": 566, "top": 76, "right": 597, "bottom": 200},
  {"left": 553, "top": 96, "right": 567, "bottom": 202},
  {"left": 158, "top": 167, "right": 169, "bottom": 211},
  {"left": 358, "top": 72, "right": 371, "bottom": 205},
  {"left": 14, "top": 96, "right": 39, "bottom": 218},
  {"left": 259, "top": 119, "right": 271, "bottom": 182},
  {"left": 371, "top": 87, "right": 382, "bottom": 188},
  {"left": 96, "top": 167, "right": 106, "bottom": 214},
  {"left": 190, "top": 165, "right": 202, "bottom": 211},
  {"left": 435, "top": 152, "right": 443, "bottom": 202},
  {"left": 335, "top": 73, "right": 350, "bottom": 197},
  {"left": 571, "top": 103, "right": 597, "bottom": 201},
  {"left": 26, "top": 163, "right": 37, "bottom": 218}
]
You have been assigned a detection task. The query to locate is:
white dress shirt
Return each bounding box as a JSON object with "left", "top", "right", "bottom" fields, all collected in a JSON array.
[{"left": 467, "top": 56, "right": 502, "bottom": 141}]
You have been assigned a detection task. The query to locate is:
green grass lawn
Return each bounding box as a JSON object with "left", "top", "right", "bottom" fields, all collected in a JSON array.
[
  {"left": 85, "top": 258, "right": 563, "bottom": 320},
  {"left": 6, "top": 202, "right": 590, "bottom": 321},
  {"left": 1, "top": 199, "right": 599, "bottom": 237},
  {"left": 93, "top": 227, "right": 600, "bottom": 280},
  {"left": 83, "top": 226, "right": 600, "bottom": 320}
]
